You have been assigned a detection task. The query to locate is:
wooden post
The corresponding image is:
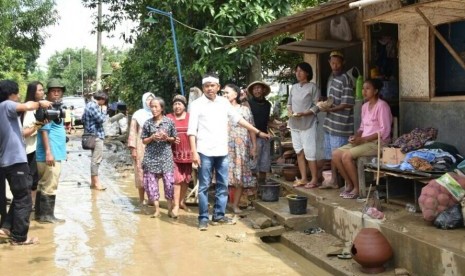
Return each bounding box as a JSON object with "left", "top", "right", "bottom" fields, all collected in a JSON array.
[{"left": 415, "top": 7, "right": 465, "bottom": 71}]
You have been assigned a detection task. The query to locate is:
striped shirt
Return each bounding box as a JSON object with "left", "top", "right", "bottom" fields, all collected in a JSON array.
[{"left": 323, "top": 73, "right": 354, "bottom": 136}]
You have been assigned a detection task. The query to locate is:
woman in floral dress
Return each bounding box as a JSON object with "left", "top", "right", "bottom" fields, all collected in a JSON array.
[
  {"left": 128, "top": 92, "right": 155, "bottom": 206},
  {"left": 141, "top": 97, "right": 177, "bottom": 218},
  {"left": 223, "top": 84, "right": 257, "bottom": 213}
]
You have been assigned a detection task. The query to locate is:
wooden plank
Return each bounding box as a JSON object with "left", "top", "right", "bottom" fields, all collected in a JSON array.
[{"left": 416, "top": 7, "right": 465, "bottom": 71}]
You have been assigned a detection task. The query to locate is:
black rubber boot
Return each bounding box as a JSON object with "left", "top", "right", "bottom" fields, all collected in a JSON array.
[
  {"left": 34, "top": 191, "right": 42, "bottom": 220},
  {"left": 49, "top": 195, "right": 65, "bottom": 223},
  {"left": 37, "top": 194, "right": 65, "bottom": 224}
]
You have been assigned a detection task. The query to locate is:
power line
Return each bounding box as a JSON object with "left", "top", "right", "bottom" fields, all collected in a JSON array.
[{"left": 171, "top": 17, "right": 245, "bottom": 39}]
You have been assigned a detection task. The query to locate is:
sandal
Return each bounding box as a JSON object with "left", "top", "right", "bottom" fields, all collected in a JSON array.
[
  {"left": 337, "top": 252, "right": 352, "bottom": 259},
  {"left": 0, "top": 228, "right": 11, "bottom": 239},
  {"left": 292, "top": 179, "right": 307, "bottom": 187},
  {"left": 303, "top": 227, "right": 325, "bottom": 235},
  {"left": 10, "top": 237, "right": 39, "bottom": 246},
  {"left": 342, "top": 193, "right": 359, "bottom": 199},
  {"left": 304, "top": 182, "right": 319, "bottom": 189}
]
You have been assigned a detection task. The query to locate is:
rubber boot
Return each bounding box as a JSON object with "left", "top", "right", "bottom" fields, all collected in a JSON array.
[
  {"left": 37, "top": 194, "right": 65, "bottom": 224},
  {"left": 34, "top": 191, "right": 42, "bottom": 221},
  {"left": 49, "top": 195, "right": 65, "bottom": 223}
]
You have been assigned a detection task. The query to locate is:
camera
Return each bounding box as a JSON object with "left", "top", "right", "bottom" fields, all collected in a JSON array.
[{"left": 35, "top": 101, "right": 65, "bottom": 123}]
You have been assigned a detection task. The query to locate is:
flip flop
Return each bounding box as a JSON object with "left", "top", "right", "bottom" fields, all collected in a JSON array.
[
  {"left": 342, "top": 193, "right": 359, "bottom": 199},
  {"left": 10, "top": 237, "right": 39, "bottom": 246},
  {"left": 0, "top": 228, "right": 11, "bottom": 240},
  {"left": 337, "top": 252, "right": 352, "bottom": 259},
  {"left": 90, "top": 186, "right": 107, "bottom": 191},
  {"left": 304, "top": 183, "right": 319, "bottom": 189},
  {"left": 292, "top": 180, "right": 307, "bottom": 187}
]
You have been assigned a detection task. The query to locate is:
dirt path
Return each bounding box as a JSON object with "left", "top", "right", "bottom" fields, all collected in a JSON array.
[{"left": 0, "top": 137, "right": 328, "bottom": 275}]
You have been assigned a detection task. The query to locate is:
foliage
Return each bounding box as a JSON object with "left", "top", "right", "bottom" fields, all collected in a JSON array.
[
  {"left": 45, "top": 47, "right": 127, "bottom": 96},
  {"left": 81, "top": 0, "right": 324, "bottom": 111},
  {"left": 0, "top": 0, "right": 58, "bottom": 73}
]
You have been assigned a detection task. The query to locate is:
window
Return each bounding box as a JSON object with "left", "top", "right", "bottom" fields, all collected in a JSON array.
[{"left": 435, "top": 20, "right": 465, "bottom": 96}]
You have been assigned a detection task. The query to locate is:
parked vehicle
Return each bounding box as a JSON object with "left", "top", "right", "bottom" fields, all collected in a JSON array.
[{"left": 62, "top": 96, "right": 86, "bottom": 125}]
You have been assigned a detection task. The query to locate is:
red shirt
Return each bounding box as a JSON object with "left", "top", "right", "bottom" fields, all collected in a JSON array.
[{"left": 167, "top": 113, "right": 192, "bottom": 163}]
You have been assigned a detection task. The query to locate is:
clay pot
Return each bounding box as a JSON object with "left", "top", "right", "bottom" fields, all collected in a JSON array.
[
  {"left": 282, "top": 166, "right": 300, "bottom": 181},
  {"left": 351, "top": 228, "right": 393, "bottom": 274}
]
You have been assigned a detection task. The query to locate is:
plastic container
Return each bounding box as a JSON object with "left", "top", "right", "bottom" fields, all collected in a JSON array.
[
  {"left": 287, "top": 194, "right": 308, "bottom": 215},
  {"left": 261, "top": 183, "right": 280, "bottom": 202}
]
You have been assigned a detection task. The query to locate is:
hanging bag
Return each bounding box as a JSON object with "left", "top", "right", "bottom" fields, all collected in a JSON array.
[
  {"left": 330, "top": 16, "right": 352, "bottom": 41},
  {"left": 82, "top": 133, "right": 97, "bottom": 150}
]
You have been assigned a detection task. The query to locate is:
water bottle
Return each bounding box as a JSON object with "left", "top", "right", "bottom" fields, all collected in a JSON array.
[{"left": 356, "top": 75, "right": 363, "bottom": 100}]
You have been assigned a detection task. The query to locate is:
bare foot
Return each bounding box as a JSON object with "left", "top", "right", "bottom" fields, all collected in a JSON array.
[{"left": 232, "top": 206, "right": 242, "bottom": 214}]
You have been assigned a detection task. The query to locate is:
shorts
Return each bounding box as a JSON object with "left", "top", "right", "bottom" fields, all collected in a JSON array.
[
  {"left": 252, "top": 137, "right": 271, "bottom": 173},
  {"left": 337, "top": 141, "right": 378, "bottom": 159},
  {"left": 174, "top": 162, "right": 192, "bottom": 184},
  {"left": 291, "top": 125, "right": 317, "bottom": 161},
  {"left": 324, "top": 133, "right": 349, "bottom": 160}
]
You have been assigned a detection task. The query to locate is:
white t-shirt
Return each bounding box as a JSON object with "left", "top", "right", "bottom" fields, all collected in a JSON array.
[
  {"left": 187, "top": 94, "right": 242, "bottom": 156},
  {"left": 22, "top": 110, "right": 37, "bottom": 154}
]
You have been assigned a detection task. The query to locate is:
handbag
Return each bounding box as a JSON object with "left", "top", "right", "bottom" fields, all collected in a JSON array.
[{"left": 82, "top": 133, "right": 97, "bottom": 150}]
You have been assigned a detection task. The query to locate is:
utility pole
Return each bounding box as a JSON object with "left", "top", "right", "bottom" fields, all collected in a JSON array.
[
  {"left": 96, "top": 0, "right": 103, "bottom": 92},
  {"left": 81, "top": 48, "right": 84, "bottom": 96}
]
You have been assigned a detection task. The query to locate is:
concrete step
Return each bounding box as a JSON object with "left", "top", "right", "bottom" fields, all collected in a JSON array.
[
  {"left": 281, "top": 231, "right": 395, "bottom": 276},
  {"left": 254, "top": 196, "right": 318, "bottom": 231},
  {"left": 268, "top": 175, "right": 465, "bottom": 276}
]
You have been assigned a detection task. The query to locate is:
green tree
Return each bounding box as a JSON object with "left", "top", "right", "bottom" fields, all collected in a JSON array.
[
  {"left": 46, "top": 47, "right": 127, "bottom": 96},
  {"left": 0, "top": 0, "right": 58, "bottom": 73},
  {"left": 81, "top": 0, "right": 323, "bottom": 110}
]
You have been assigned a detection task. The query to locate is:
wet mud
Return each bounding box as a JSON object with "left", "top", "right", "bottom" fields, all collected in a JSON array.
[{"left": 0, "top": 136, "right": 327, "bottom": 275}]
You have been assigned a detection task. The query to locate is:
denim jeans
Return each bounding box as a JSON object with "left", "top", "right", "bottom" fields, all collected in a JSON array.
[
  {"left": 198, "top": 153, "right": 229, "bottom": 223},
  {"left": 0, "top": 163, "right": 32, "bottom": 242}
]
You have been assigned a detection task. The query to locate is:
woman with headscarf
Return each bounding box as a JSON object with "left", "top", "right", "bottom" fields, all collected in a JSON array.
[
  {"left": 166, "top": 95, "right": 191, "bottom": 218},
  {"left": 128, "top": 92, "right": 156, "bottom": 206}
]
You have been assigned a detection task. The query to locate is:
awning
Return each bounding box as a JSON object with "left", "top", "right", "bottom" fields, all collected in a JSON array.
[
  {"left": 235, "top": 0, "right": 355, "bottom": 47},
  {"left": 277, "top": 39, "right": 361, "bottom": 54},
  {"left": 364, "top": 0, "right": 465, "bottom": 26}
]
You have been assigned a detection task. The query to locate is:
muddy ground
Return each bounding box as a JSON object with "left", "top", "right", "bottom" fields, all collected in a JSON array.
[{"left": 0, "top": 135, "right": 328, "bottom": 275}]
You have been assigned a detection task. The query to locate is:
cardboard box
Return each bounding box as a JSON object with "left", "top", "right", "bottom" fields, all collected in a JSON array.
[{"left": 382, "top": 147, "right": 406, "bottom": 165}]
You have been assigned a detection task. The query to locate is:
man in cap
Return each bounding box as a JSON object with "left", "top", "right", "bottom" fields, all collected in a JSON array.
[
  {"left": 35, "top": 78, "right": 67, "bottom": 224},
  {"left": 0, "top": 79, "right": 52, "bottom": 244},
  {"left": 82, "top": 91, "right": 108, "bottom": 191},
  {"left": 318, "top": 51, "right": 355, "bottom": 189},
  {"left": 188, "top": 73, "right": 270, "bottom": 231},
  {"left": 247, "top": 81, "right": 272, "bottom": 187}
]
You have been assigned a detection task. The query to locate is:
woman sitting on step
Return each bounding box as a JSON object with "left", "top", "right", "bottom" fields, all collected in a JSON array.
[{"left": 332, "top": 78, "right": 392, "bottom": 199}]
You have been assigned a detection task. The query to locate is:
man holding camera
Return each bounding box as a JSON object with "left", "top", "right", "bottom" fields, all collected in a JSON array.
[
  {"left": 35, "top": 78, "right": 67, "bottom": 224},
  {"left": 0, "top": 79, "right": 52, "bottom": 245}
]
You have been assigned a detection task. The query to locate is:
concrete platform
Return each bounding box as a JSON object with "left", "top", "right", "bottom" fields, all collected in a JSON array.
[
  {"left": 254, "top": 197, "right": 318, "bottom": 231},
  {"left": 259, "top": 175, "right": 465, "bottom": 276}
]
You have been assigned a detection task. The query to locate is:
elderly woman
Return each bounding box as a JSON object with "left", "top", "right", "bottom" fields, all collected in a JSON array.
[
  {"left": 333, "top": 78, "right": 392, "bottom": 199},
  {"left": 166, "top": 95, "right": 191, "bottom": 218},
  {"left": 223, "top": 83, "right": 257, "bottom": 213},
  {"left": 128, "top": 92, "right": 156, "bottom": 206},
  {"left": 141, "top": 97, "right": 177, "bottom": 218}
]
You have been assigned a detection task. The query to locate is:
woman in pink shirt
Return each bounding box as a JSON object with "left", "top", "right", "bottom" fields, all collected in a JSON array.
[{"left": 332, "top": 78, "right": 392, "bottom": 199}]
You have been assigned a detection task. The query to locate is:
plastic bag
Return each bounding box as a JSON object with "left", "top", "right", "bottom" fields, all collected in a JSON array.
[
  {"left": 433, "top": 204, "right": 464, "bottom": 229},
  {"left": 330, "top": 16, "right": 352, "bottom": 41}
]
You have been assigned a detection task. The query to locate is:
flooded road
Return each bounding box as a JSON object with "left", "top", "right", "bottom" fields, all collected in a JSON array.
[{"left": 0, "top": 137, "right": 329, "bottom": 275}]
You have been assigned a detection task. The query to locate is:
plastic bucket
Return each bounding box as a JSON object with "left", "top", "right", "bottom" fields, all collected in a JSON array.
[
  {"left": 261, "top": 183, "right": 280, "bottom": 202},
  {"left": 287, "top": 194, "right": 308, "bottom": 215}
]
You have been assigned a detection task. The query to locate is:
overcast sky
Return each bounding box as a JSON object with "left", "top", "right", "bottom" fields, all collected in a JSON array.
[{"left": 37, "top": 0, "right": 135, "bottom": 68}]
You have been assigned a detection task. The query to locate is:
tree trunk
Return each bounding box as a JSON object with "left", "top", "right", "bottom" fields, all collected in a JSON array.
[{"left": 247, "top": 50, "right": 262, "bottom": 83}]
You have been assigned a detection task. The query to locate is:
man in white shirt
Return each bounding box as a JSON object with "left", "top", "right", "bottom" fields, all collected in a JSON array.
[{"left": 188, "top": 73, "right": 269, "bottom": 231}]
